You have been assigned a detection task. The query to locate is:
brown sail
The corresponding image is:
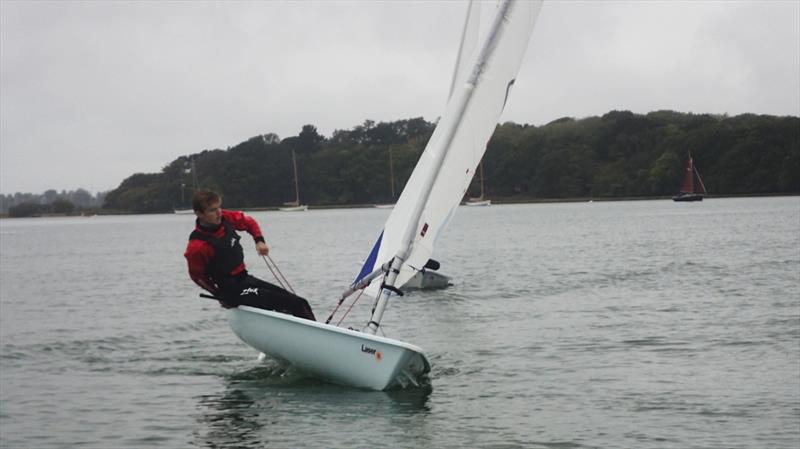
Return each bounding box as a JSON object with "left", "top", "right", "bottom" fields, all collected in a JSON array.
[{"left": 673, "top": 152, "right": 707, "bottom": 202}]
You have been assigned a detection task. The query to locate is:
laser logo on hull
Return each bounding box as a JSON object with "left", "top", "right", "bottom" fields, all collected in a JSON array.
[{"left": 361, "top": 344, "right": 382, "bottom": 361}]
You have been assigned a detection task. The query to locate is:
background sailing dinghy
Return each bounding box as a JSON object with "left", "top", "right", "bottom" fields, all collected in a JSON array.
[
  {"left": 356, "top": 258, "right": 452, "bottom": 291},
  {"left": 225, "top": 0, "right": 542, "bottom": 390},
  {"left": 403, "top": 265, "right": 452, "bottom": 290}
]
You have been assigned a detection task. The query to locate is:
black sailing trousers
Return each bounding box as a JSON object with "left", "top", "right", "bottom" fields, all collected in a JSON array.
[{"left": 220, "top": 274, "right": 316, "bottom": 321}]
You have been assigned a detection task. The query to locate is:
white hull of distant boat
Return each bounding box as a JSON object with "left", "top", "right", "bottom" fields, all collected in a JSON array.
[
  {"left": 227, "top": 306, "right": 430, "bottom": 390},
  {"left": 278, "top": 205, "right": 308, "bottom": 212},
  {"left": 463, "top": 199, "right": 491, "bottom": 207},
  {"left": 355, "top": 261, "right": 451, "bottom": 290},
  {"left": 173, "top": 208, "right": 195, "bottom": 214},
  {"left": 404, "top": 270, "right": 452, "bottom": 290},
  {"left": 374, "top": 204, "right": 395, "bottom": 209}
]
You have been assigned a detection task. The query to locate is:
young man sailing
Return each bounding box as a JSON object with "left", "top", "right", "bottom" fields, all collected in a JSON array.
[{"left": 184, "top": 189, "right": 316, "bottom": 320}]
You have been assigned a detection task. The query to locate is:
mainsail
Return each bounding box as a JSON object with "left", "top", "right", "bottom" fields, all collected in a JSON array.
[
  {"left": 679, "top": 153, "right": 707, "bottom": 195},
  {"left": 356, "top": 0, "right": 542, "bottom": 300}
]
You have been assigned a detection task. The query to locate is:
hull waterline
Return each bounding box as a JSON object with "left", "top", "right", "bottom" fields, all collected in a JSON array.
[
  {"left": 463, "top": 199, "right": 491, "bottom": 206},
  {"left": 673, "top": 194, "right": 704, "bottom": 202},
  {"left": 278, "top": 205, "right": 309, "bottom": 212}
]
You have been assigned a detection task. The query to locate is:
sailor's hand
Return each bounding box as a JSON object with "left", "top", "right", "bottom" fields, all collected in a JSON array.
[
  {"left": 219, "top": 300, "right": 235, "bottom": 309},
  {"left": 256, "top": 241, "right": 269, "bottom": 256}
]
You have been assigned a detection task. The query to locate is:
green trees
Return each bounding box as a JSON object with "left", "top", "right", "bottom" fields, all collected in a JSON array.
[
  {"left": 8, "top": 202, "right": 43, "bottom": 217},
  {"left": 51, "top": 199, "right": 75, "bottom": 214},
  {"left": 7, "top": 199, "right": 76, "bottom": 217},
  {"left": 102, "top": 111, "right": 799, "bottom": 212}
]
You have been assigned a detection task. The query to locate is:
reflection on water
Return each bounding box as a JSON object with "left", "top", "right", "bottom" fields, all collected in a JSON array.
[
  {"left": 193, "top": 360, "right": 433, "bottom": 448},
  {"left": 194, "top": 388, "right": 264, "bottom": 449}
]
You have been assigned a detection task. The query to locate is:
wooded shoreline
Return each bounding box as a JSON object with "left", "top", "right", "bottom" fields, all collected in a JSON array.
[
  {"left": 2, "top": 192, "right": 796, "bottom": 219},
  {"left": 4, "top": 110, "right": 798, "bottom": 217}
]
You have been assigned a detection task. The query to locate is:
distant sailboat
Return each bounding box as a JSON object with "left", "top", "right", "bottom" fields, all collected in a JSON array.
[
  {"left": 464, "top": 161, "right": 491, "bottom": 206},
  {"left": 374, "top": 147, "right": 397, "bottom": 209},
  {"left": 403, "top": 260, "right": 452, "bottom": 290},
  {"left": 174, "top": 158, "right": 198, "bottom": 214},
  {"left": 673, "top": 152, "right": 707, "bottom": 202},
  {"left": 279, "top": 149, "right": 308, "bottom": 211}
]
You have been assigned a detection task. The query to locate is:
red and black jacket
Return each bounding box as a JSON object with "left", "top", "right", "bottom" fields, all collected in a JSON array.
[{"left": 184, "top": 210, "right": 264, "bottom": 294}]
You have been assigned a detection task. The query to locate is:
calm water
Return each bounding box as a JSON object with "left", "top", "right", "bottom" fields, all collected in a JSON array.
[{"left": 1, "top": 197, "right": 798, "bottom": 448}]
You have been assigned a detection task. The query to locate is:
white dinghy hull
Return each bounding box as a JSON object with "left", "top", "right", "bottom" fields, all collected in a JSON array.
[
  {"left": 227, "top": 306, "right": 430, "bottom": 390},
  {"left": 278, "top": 205, "right": 308, "bottom": 212},
  {"left": 404, "top": 270, "right": 452, "bottom": 290}
]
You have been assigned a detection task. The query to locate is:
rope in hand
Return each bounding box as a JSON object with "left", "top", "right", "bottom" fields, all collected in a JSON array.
[{"left": 261, "top": 254, "right": 295, "bottom": 294}]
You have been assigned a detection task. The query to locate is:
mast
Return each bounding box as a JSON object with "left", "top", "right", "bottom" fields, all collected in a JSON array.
[
  {"left": 291, "top": 148, "right": 300, "bottom": 205},
  {"left": 366, "top": 0, "right": 518, "bottom": 334},
  {"left": 191, "top": 158, "right": 198, "bottom": 191},
  {"left": 479, "top": 160, "right": 485, "bottom": 199},
  {"left": 680, "top": 152, "right": 695, "bottom": 194},
  {"left": 448, "top": 0, "right": 479, "bottom": 101},
  {"left": 694, "top": 159, "right": 708, "bottom": 194},
  {"left": 389, "top": 147, "right": 396, "bottom": 200}
]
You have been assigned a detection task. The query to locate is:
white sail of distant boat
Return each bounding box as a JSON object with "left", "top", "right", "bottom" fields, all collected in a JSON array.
[
  {"left": 174, "top": 158, "right": 199, "bottom": 214},
  {"left": 225, "top": 0, "right": 542, "bottom": 390},
  {"left": 279, "top": 148, "right": 308, "bottom": 211}
]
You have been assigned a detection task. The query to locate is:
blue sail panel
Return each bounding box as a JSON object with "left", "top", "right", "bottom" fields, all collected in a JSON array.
[{"left": 354, "top": 231, "right": 384, "bottom": 285}]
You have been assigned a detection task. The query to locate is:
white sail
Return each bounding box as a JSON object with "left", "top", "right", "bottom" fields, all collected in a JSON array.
[{"left": 356, "top": 0, "right": 542, "bottom": 299}]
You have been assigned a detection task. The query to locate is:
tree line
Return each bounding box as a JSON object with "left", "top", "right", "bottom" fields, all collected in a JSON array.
[
  {"left": 100, "top": 110, "right": 798, "bottom": 213},
  {"left": 1, "top": 189, "right": 107, "bottom": 217}
]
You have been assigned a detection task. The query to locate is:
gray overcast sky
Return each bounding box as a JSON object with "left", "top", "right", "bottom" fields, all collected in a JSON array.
[{"left": 1, "top": 0, "right": 798, "bottom": 195}]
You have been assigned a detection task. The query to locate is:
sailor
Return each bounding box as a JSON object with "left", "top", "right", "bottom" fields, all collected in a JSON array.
[{"left": 184, "top": 189, "right": 316, "bottom": 320}]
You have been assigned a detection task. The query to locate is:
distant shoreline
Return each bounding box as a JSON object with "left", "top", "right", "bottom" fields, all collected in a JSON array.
[
  {"left": 240, "top": 192, "right": 799, "bottom": 212},
  {"left": 1, "top": 193, "right": 796, "bottom": 219}
]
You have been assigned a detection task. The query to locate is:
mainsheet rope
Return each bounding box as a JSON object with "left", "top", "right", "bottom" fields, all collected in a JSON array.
[
  {"left": 335, "top": 289, "right": 365, "bottom": 327},
  {"left": 261, "top": 254, "right": 295, "bottom": 294},
  {"left": 262, "top": 253, "right": 383, "bottom": 328}
]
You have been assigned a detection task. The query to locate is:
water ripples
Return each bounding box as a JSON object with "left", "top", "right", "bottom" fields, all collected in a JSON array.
[{"left": 1, "top": 199, "right": 799, "bottom": 448}]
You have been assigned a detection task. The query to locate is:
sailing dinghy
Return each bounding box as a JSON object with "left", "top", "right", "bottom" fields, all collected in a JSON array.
[{"left": 225, "top": 0, "right": 542, "bottom": 390}]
